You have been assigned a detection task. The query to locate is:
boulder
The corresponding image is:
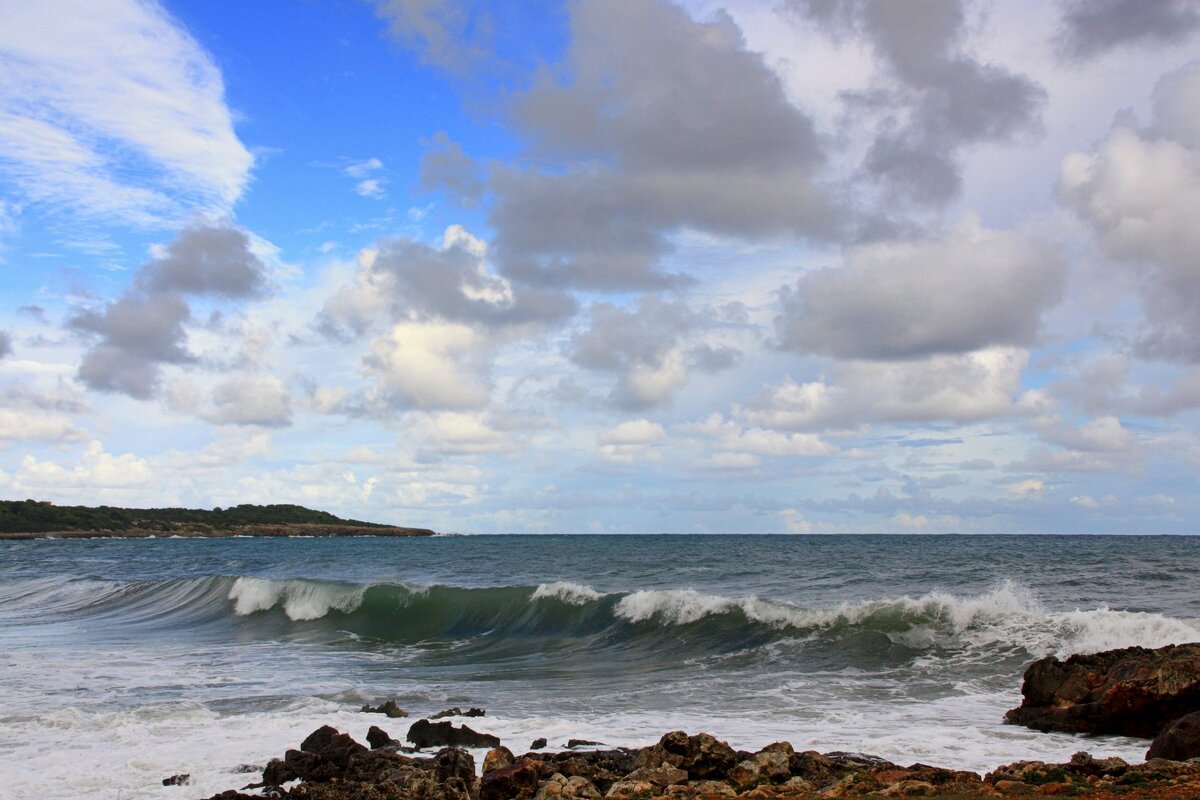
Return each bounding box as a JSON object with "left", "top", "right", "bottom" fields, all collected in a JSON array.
[
  {"left": 679, "top": 732, "right": 738, "bottom": 780},
  {"left": 408, "top": 718, "right": 501, "bottom": 749},
  {"left": 1004, "top": 643, "right": 1200, "bottom": 737},
  {"left": 531, "top": 738, "right": 549, "bottom": 750},
  {"left": 567, "top": 739, "right": 605, "bottom": 749},
  {"left": 162, "top": 773, "right": 190, "bottom": 786},
  {"left": 366, "top": 724, "right": 396, "bottom": 749},
  {"left": 622, "top": 762, "right": 688, "bottom": 787},
  {"left": 485, "top": 746, "right": 516, "bottom": 774},
  {"left": 360, "top": 699, "right": 409, "bottom": 718},
  {"left": 431, "top": 706, "right": 487, "bottom": 719},
  {"left": 434, "top": 747, "right": 477, "bottom": 786},
  {"left": 481, "top": 757, "right": 541, "bottom": 800},
  {"left": 1148, "top": 710, "right": 1200, "bottom": 760}
]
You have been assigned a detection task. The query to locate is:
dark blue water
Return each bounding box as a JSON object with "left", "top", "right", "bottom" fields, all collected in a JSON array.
[{"left": 1, "top": 534, "right": 1197, "bottom": 799}]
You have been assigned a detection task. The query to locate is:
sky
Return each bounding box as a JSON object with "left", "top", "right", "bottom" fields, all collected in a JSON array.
[{"left": 0, "top": 0, "right": 1198, "bottom": 534}]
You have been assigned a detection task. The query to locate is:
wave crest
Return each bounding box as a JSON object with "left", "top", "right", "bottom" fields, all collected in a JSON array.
[{"left": 228, "top": 577, "right": 365, "bottom": 621}]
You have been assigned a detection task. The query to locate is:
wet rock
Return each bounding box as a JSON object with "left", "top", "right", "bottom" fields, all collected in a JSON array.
[
  {"left": 639, "top": 731, "right": 736, "bottom": 780},
  {"left": 531, "top": 738, "right": 549, "bottom": 750},
  {"left": 434, "top": 747, "right": 477, "bottom": 786},
  {"left": 727, "top": 749, "right": 790, "bottom": 789},
  {"left": 361, "top": 698, "right": 409, "bottom": 718},
  {"left": 1148, "top": 709, "right": 1200, "bottom": 760},
  {"left": 1004, "top": 643, "right": 1200, "bottom": 737},
  {"left": 528, "top": 750, "right": 638, "bottom": 792},
  {"left": 162, "top": 773, "right": 191, "bottom": 786},
  {"left": 367, "top": 724, "right": 397, "bottom": 749},
  {"left": 408, "top": 718, "right": 501, "bottom": 749},
  {"left": 481, "top": 756, "right": 541, "bottom": 800},
  {"left": 485, "top": 745, "right": 516, "bottom": 774},
  {"left": 567, "top": 739, "right": 605, "bottom": 749},
  {"left": 432, "top": 706, "right": 487, "bottom": 719}
]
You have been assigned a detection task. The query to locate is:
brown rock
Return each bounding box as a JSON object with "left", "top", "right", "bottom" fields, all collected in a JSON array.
[
  {"left": 481, "top": 757, "right": 542, "bottom": 800},
  {"left": 623, "top": 762, "right": 689, "bottom": 787},
  {"left": 1003, "top": 643, "right": 1200, "bottom": 737},
  {"left": 1147, "top": 709, "right": 1200, "bottom": 760},
  {"left": 361, "top": 699, "right": 409, "bottom": 718},
  {"left": 408, "top": 718, "right": 501, "bottom": 749},
  {"left": 485, "top": 746, "right": 516, "bottom": 774}
]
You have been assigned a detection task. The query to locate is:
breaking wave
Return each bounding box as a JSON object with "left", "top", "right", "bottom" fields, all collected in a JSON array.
[{"left": 4, "top": 575, "right": 1197, "bottom": 661}]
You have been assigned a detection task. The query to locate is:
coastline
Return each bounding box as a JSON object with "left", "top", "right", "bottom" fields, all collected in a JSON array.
[{"left": 0, "top": 523, "right": 437, "bottom": 540}]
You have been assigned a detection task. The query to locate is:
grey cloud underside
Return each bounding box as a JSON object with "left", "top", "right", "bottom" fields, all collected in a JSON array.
[
  {"left": 0, "top": 330, "right": 11, "bottom": 359},
  {"left": 790, "top": 0, "right": 1044, "bottom": 206},
  {"left": 69, "top": 224, "right": 267, "bottom": 399},
  {"left": 1058, "top": 0, "right": 1200, "bottom": 60},
  {"left": 774, "top": 227, "right": 1066, "bottom": 360},
  {"left": 419, "top": 132, "right": 485, "bottom": 205},
  {"left": 569, "top": 294, "right": 740, "bottom": 409},
  {"left": 320, "top": 237, "right": 576, "bottom": 338},
  {"left": 463, "top": 0, "right": 835, "bottom": 291}
]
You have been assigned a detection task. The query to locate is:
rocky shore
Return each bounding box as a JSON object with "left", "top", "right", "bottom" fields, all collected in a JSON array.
[
  {"left": 191, "top": 644, "right": 1200, "bottom": 800},
  {"left": 0, "top": 523, "right": 436, "bottom": 540}
]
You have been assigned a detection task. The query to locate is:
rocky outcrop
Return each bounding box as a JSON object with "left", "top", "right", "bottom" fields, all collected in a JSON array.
[
  {"left": 431, "top": 706, "right": 486, "bottom": 719},
  {"left": 202, "top": 725, "right": 1200, "bottom": 800},
  {"left": 360, "top": 699, "right": 409, "bottom": 718},
  {"left": 1148, "top": 710, "right": 1200, "bottom": 760},
  {"left": 1004, "top": 643, "right": 1200, "bottom": 737},
  {"left": 408, "top": 718, "right": 501, "bottom": 749}
]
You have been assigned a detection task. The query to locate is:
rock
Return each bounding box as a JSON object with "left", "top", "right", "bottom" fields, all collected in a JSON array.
[
  {"left": 1148, "top": 709, "right": 1200, "bottom": 760},
  {"left": 485, "top": 745, "right": 516, "bottom": 774},
  {"left": 1004, "top": 643, "right": 1200, "bottom": 737},
  {"left": 727, "top": 749, "right": 790, "bottom": 788},
  {"left": 1068, "top": 751, "right": 1128, "bottom": 777},
  {"left": 367, "top": 724, "right": 396, "bottom": 749},
  {"left": 528, "top": 750, "right": 638, "bottom": 793},
  {"left": 531, "top": 737, "right": 549, "bottom": 750},
  {"left": 567, "top": 739, "right": 605, "bottom": 749},
  {"left": 637, "top": 731, "right": 736, "bottom": 780},
  {"left": 162, "top": 773, "right": 191, "bottom": 786},
  {"left": 434, "top": 747, "right": 477, "bottom": 786},
  {"left": 360, "top": 698, "right": 409, "bottom": 718},
  {"left": 481, "top": 757, "right": 541, "bottom": 800},
  {"left": 622, "top": 762, "right": 689, "bottom": 787},
  {"left": 408, "top": 718, "right": 501, "bottom": 749},
  {"left": 431, "top": 706, "right": 487, "bottom": 719},
  {"left": 605, "top": 779, "right": 656, "bottom": 797},
  {"left": 302, "top": 725, "right": 369, "bottom": 765}
]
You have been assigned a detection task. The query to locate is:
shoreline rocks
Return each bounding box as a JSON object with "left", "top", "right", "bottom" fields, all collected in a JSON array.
[
  {"left": 408, "top": 718, "right": 502, "bottom": 749},
  {"left": 201, "top": 726, "right": 1200, "bottom": 800},
  {"left": 1004, "top": 643, "right": 1200, "bottom": 738}
]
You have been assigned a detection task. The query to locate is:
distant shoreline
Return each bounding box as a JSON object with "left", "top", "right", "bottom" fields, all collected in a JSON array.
[{"left": 0, "top": 523, "right": 436, "bottom": 540}]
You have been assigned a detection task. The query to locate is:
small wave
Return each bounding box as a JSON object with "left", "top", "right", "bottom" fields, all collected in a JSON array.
[{"left": 532, "top": 582, "right": 605, "bottom": 605}]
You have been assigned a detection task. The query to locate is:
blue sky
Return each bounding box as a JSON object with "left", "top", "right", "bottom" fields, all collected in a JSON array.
[{"left": 1, "top": 0, "right": 1199, "bottom": 533}]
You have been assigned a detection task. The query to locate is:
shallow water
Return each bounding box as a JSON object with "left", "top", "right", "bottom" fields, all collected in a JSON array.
[{"left": 1, "top": 534, "right": 1197, "bottom": 799}]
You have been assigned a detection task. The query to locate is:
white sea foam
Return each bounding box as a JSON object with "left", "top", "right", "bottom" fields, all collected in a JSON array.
[
  {"left": 531, "top": 581, "right": 605, "bottom": 605},
  {"left": 228, "top": 577, "right": 365, "bottom": 621}
]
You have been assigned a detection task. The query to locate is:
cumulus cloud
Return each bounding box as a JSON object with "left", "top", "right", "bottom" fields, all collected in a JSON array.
[
  {"left": 205, "top": 375, "right": 293, "bottom": 427},
  {"left": 13, "top": 440, "right": 151, "bottom": 490},
  {"left": 776, "top": 218, "right": 1066, "bottom": 360},
  {"left": 738, "top": 348, "right": 1030, "bottom": 430},
  {"left": 322, "top": 225, "right": 575, "bottom": 338},
  {"left": 416, "top": 412, "right": 515, "bottom": 457},
  {"left": 486, "top": 0, "right": 833, "bottom": 290},
  {"left": 1058, "top": 0, "right": 1200, "bottom": 60},
  {"left": 70, "top": 223, "right": 267, "bottom": 398},
  {"left": 788, "top": 0, "right": 1043, "bottom": 206},
  {"left": 1060, "top": 62, "right": 1200, "bottom": 361},
  {"left": 569, "top": 295, "right": 741, "bottom": 408},
  {"left": 363, "top": 321, "right": 491, "bottom": 410},
  {"left": 0, "top": 0, "right": 252, "bottom": 227}
]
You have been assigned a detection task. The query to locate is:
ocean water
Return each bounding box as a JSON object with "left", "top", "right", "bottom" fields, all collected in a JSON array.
[{"left": 1, "top": 534, "right": 1197, "bottom": 800}]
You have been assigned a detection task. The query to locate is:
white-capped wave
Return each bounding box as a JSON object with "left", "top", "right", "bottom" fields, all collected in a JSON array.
[
  {"left": 228, "top": 577, "right": 365, "bottom": 621},
  {"left": 611, "top": 581, "right": 1200, "bottom": 656},
  {"left": 531, "top": 581, "right": 605, "bottom": 605}
]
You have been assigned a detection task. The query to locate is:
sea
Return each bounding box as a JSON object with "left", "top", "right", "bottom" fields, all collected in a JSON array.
[{"left": 1, "top": 534, "right": 1197, "bottom": 800}]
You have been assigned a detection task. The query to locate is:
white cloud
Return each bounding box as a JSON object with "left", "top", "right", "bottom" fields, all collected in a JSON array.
[
  {"left": 0, "top": 0, "right": 252, "bottom": 226},
  {"left": 417, "top": 412, "right": 515, "bottom": 456},
  {"left": 205, "top": 375, "right": 293, "bottom": 428},
  {"left": 355, "top": 178, "right": 387, "bottom": 199},
  {"left": 598, "top": 419, "right": 666, "bottom": 446},
  {"left": 13, "top": 440, "right": 151, "bottom": 489},
  {"left": 365, "top": 321, "right": 491, "bottom": 410}
]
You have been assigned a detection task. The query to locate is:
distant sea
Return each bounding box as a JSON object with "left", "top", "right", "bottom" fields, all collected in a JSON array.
[{"left": 1, "top": 534, "right": 1197, "bottom": 799}]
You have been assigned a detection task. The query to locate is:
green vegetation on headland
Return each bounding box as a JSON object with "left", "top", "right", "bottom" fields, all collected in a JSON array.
[{"left": 0, "top": 499, "right": 436, "bottom": 539}]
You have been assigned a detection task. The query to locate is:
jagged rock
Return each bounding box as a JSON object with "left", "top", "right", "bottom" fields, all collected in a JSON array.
[
  {"left": 485, "top": 745, "right": 516, "bottom": 774},
  {"left": 408, "top": 718, "right": 501, "bottom": 749},
  {"left": 1004, "top": 643, "right": 1200, "bottom": 737},
  {"left": 1148, "top": 710, "right": 1200, "bottom": 760},
  {"left": 361, "top": 699, "right": 409, "bottom": 718},
  {"left": 431, "top": 706, "right": 487, "bottom": 719},
  {"left": 605, "top": 779, "right": 656, "bottom": 797},
  {"left": 636, "top": 731, "right": 736, "bottom": 780},
  {"left": 434, "top": 747, "right": 477, "bottom": 786},
  {"left": 162, "top": 773, "right": 191, "bottom": 786},
  {"left": 531, "top": 738, "right": 549, "bottom": 750},
  {"left": 1068, "top": 751, "right": 1128, "bottom": 777},
  {"left": 528, "top": 750, "right": 638, "bottom": 793},
  {"left": 480, "top": 757, "right": 541, "bottom": 800}
]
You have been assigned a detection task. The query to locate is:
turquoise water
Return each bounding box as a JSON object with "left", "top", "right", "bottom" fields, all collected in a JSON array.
[{"left": 1, "top": 534, "right": 1197, "bottom": 798}]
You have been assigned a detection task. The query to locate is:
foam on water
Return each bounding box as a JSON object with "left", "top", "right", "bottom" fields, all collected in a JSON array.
[
  {"left": 531, "top": 581, "right": 606, "bottom": 605},
  {"left": 228, "top": 577, "right": 366, "bottom": 621}
]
